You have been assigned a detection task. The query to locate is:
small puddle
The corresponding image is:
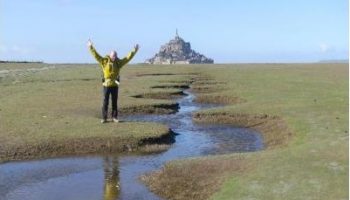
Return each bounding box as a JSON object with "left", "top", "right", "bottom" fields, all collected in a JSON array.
[{"left": 0, "top": 90, "right": 263, "bottom": 200}]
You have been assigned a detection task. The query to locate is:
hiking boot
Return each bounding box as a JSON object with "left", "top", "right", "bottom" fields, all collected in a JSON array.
[
  {"left": 112, "top": 118, "right": 119, "bottom": 123},
  {"left": 101, "top": 119, "right": 107, "bottom": 124}
]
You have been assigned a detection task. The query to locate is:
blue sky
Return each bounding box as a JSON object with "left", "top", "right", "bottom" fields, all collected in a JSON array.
[{"left": 0, "top": 0, "right": 348, "bottom": 63}]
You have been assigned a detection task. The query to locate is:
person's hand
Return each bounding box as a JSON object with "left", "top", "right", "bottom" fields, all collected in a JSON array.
[
  {"left": 87, "top": 39, "right": 93, "bottom": 48},
  {"left": 134, "top": 44, "right": 140, "bottom": 51}
]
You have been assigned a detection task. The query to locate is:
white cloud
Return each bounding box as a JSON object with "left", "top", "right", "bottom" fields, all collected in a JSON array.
[{"left": 319, "top": 43, "right": 331, "bottom": 53}]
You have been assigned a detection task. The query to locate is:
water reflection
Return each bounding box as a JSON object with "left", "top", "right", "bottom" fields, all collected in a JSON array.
[{"left": 103, "top": 156, "right": 120, "bottom": 200}]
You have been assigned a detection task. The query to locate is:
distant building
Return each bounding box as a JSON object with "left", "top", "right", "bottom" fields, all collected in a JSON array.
[{"left": 145, "top": 30, "right": 214, "bottom": 64}]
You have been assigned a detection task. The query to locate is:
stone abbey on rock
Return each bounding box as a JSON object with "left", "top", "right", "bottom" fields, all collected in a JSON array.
[{"left": 146, "top": 30, "right": 214, "bottom": 64}]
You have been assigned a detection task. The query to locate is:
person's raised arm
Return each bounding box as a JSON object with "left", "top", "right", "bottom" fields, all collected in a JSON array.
[
  {"left": 119, "top": 44, "right": 139, "bottom": 67},
  {"left": 87, "top": 39, "right": 104, "bottom": 64}
]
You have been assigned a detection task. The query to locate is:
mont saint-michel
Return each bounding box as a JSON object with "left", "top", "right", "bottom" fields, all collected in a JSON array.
[{"left": 146, "top": 31, "right": 214, "bottom": 64}]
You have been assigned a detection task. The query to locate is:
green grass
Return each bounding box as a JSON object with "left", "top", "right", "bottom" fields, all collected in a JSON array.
[
  {"left": 0, "top": 62, "right": 48, "bottom": 70},
  {"left": 1, "top": 63, "right": 348, "bottom": 199},
  {"left": 0, "top": 63, "right": 196, "bottom": 162},
  {"left": 202, "top": 64, "right": 348, "bottom": 200},
  {"left": 143, "top": 63, "right": 348, "bottom": 200}
]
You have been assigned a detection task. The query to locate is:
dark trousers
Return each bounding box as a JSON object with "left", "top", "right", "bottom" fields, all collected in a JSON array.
[{"left": 102, "top": 86, "right": 119, "bottom": 119}]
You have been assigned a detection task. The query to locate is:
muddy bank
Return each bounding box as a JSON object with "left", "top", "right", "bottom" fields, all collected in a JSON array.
[
  {"left": 131, "top": 91, "right": 186, "bottom": 100},
  {"left": 120, "top": 102, "right": 180, "bottom": 114},
  {"left": 141, "top": 156, "right": 247, "bottom": 200},
  {"left": 151, "top": 84, "right": 190, "bottom": 89},
  {"left": 190, "top": 85, "right": 219, "bottom": 93},
  {"left": 194, "top": 112, "right": 293, "bottom": 149},
  {"left": 0, "top": 129, "right": 176, "bottom": 163}
]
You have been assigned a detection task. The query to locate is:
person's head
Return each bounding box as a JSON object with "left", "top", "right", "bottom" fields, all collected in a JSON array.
[{"left": 109, "top": 51, "right": 117, "bottom": 61}]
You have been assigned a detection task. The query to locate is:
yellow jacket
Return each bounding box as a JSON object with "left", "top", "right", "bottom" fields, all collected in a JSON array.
[{"left": 89, "top": 45, "right": 138, "bottom": 87}]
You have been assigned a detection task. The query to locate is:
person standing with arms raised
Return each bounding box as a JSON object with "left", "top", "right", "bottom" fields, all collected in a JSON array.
[{"left": 88, "top": 39, "right": 139, "bottom": 123}]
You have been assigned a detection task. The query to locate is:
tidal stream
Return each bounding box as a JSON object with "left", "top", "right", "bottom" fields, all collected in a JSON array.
[{"left": 0, "top": 90, "right": 263, "bottom": 200}]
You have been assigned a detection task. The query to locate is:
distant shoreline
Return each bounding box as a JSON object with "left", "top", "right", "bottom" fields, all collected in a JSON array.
[
  {"left": 0, "top": 60, "right": 348, "bottom": 65},
  {"left": 0, "top": 60, "right": 43, "bottom": 64},
  {"left": 318, "top": 59, "right": 349, "bottom": 63}
]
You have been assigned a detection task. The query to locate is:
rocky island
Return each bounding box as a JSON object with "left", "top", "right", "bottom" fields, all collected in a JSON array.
[{"left": 146, "top": 30, "right": 214, "bottom": 64}]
